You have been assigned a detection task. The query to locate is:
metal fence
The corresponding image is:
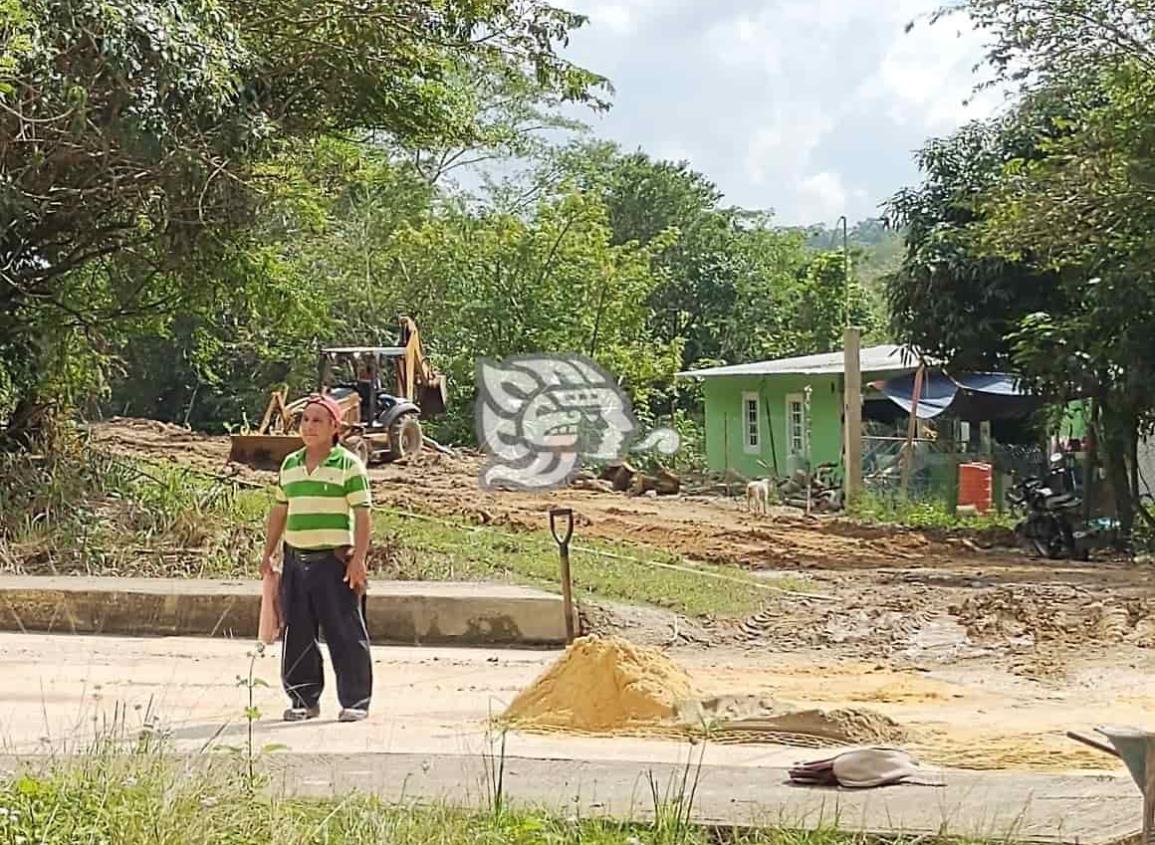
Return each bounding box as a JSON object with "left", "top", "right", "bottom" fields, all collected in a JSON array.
[
  {"left": 863, "top": 436, "right": 950, "bottom": 498},
  {"left": 862, "top": 434, "right": 1046, "bottom": 505}
]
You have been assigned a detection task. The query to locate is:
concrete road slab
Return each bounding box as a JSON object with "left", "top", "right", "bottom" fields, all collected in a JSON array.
[{"left": 0, "top": 632, "right": 1139, "bottom": 844}]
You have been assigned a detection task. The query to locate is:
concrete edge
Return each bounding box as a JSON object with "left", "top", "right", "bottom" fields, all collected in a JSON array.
[{"left": 0, "top": 579, "right": 573, "bottom": 647}]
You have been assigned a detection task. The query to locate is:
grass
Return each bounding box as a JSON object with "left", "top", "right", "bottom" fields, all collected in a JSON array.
[
  {"left": 0, "top": 447, "right": 271, "bottom": 578},
  {"left": 0, "top": 749, "right": 985, "bottom": 845},
  {"left": 0, "top": 447, "right": 770, "bottom": 619},
  {"left": 370, "top": 508, "right": 770, "bottom": 618}
]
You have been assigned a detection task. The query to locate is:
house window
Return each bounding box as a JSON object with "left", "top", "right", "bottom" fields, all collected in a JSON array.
[
  {"left": 742, "top": 392, "right": 760, "bottom": 453},
  {"left": 786, "top": 394, "right": 807, "bottom": 457}
]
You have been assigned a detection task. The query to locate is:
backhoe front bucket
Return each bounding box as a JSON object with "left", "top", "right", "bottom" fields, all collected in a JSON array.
[
  {"left": 228, "top": 434, "right": 304, "bottom": 470},
  {"left": 418, "top": 376, "right": 448, "bottom": 418}
]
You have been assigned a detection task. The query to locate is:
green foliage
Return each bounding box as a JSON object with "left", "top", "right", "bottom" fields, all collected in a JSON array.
[
  {"left": 541, "top": 144, "right": 877, "bottom": 408},
  {"left": 851, "top": 491, "right": 1015, "bottom": 532},
  {"left": 0, "top": 0, "right": 603, "bottom": 429},
  {"left": 372, "top": 507, "right": 771, "bottom": 618},
  {"left": 888, "top": 0, "right": 1155, "bottom": 540},
  {"left": 883, "top": 117, "right": 1063, "bottom": 370},
  {"left": 0, "top": 443, "right": 768, "bottom": 617}
]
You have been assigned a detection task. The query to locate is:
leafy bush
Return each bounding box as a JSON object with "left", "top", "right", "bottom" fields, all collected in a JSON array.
[{"left": 851, "top": 491, "right": 1016, "bottom": 532}]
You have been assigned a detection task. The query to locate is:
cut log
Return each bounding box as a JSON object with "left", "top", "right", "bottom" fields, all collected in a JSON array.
[
  {"left": 627, "top": 467, "right": 681, "bottom": 496},
  {"left": 601, "top": 461, "right": 637, "bottom": 492}
]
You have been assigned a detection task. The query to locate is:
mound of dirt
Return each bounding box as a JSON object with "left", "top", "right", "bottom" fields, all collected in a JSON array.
[
  {"left": 502, "top": 636, "right": 695, "bottom": 731},
  {"left": 952, "top": 586, "right": 1155, "bottom": 647},
  {"left": 676, "top": 695, "right": 907, "bottom": 745}
]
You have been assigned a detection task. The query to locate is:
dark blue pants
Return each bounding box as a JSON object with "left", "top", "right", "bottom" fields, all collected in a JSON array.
[{"left": 280, "top": 546, "right": 372, "bottom": 711}]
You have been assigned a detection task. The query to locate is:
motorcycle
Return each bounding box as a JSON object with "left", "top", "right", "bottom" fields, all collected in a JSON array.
[{"left": 1007, "top": 453, "right": 1093, "bottom": 561}]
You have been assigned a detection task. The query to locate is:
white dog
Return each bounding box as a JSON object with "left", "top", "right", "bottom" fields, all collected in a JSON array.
[{"left": 745, "top": 479, "right": 770, "bottom": 514}]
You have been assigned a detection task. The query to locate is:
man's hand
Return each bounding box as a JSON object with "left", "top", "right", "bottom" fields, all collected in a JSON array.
[
  {"left": 344, "top": 554, "right": 368, "bottom": 593},
  {"left": 261, "top": 504, "right": 288, "bottom": 578}
]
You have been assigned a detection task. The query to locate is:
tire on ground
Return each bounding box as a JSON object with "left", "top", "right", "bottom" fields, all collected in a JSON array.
[{"left": 388, "top": 413, "right": 422, "bottom": 462}]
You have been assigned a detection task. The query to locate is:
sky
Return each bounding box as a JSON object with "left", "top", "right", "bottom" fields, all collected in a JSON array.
[{"left": 555, "top": 0, "right": 1010, "bottom": 227}]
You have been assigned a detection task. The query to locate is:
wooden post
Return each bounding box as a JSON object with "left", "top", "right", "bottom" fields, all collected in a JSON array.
[
  {"left": 901, "top": 365, "right": 925, "bottom": 497},
  {"left": 843, "top": 327, "right": 863, "bottom": 507},
  {"left": 1085, "top": 398, "right": 1099, "bottom": 524},
  {"left": 723, "top": 412, "right": 731, "bottom": 498},
  {"left": 1144, "top": 736, "right": 1155, "bottom": 845}
]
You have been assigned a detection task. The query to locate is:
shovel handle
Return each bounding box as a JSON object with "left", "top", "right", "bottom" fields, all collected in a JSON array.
[{"left": 549, "top": 507, "right": 574, "bottom": 548}]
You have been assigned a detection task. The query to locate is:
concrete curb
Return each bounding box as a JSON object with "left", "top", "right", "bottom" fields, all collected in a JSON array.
[{"left": 0, "top": 576, "right": 570, "bottom": 646}]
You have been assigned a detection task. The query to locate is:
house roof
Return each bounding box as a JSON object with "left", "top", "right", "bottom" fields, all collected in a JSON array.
[{"left": 675, "top": 344, "right": 920, "bottom": 379}]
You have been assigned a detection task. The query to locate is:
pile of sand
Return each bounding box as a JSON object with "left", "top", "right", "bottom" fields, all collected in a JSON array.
[{"left": 501, "top": 636, "right": 694, "bottom": 731}]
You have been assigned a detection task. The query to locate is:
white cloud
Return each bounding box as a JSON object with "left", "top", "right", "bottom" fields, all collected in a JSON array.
[
  {"left": 798, "top": 171, "right": 847, "bottom": 220},
  {"left": 794, "top": 171, "right": 870, "bottom": 222},
  {"left": 863, "top": 14, "right": 1005, "bottom": 133},
  {"left": 743, "top": 109, "right": 834, "bottom": 186},
  {"left": 553, "top": 0, "right": 1016, "bottom": 225},
  {"left": 563, "top": 0, "right": 684, "bottom": 37}
]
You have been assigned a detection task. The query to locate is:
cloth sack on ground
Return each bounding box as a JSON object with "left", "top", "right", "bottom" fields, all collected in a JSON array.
[
  {"left": 258, "top": 569, "right": 282, "bottom": 645},
  {"left": 789, "top": 747, "right": 918, "bottom": 789}
]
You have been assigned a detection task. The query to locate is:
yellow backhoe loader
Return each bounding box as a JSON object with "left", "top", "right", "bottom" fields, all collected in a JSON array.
[{"left": 228, "top": 317, "right": 448, "bottom": 469}]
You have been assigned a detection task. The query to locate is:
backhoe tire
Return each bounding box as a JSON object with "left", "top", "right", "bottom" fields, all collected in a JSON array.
[
  {"left": 344, "top": 435, "right": 371, "bottom": 467},
  {"left": 388, "top": 413, "right": 422, "bottom": 462}
]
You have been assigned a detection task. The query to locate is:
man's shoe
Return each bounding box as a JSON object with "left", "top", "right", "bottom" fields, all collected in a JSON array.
[
  {"left": 283, "top": 705, "right": 320, "bottom": 722},
  {"left": 338, "top": 708, "right": 368, "bottom": 723}
]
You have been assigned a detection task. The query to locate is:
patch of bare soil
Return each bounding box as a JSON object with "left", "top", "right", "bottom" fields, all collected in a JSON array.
[
  {"left": 952, "top": 586, "right": 1155, "bottom": 648},
  {"left": 88, "top": 418, "right": 1020, "bottom": 573},
  {"left": 87, "top": 418, "right": 1155, "bottom": 660},
  {"left": 578, "top": 600, "right": 713, "bottom": 648}
]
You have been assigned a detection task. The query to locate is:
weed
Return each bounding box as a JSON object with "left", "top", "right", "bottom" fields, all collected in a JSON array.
[
  {"left": 646, "top": 743, "right": 706, "bottom": 845},
  {"left": 0, "top": 448, "right": 269, "bottom": 578},
  {"left": 370, "top": 508, "right": 769, "bottom": 618},
  {"left": 4, "top": 446, "right": 770, "bottom": 619},
  {"left": 851, "top": 491, "right": 1015, "bottom": 533},
  {"left": 216, "top": 644, "right": 285, "bottom": 791},
  {"left": 480, "top": 722, "right": 509, "bottom": 819}
]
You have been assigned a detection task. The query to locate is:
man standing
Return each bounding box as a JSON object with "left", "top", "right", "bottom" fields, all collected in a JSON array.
[{"left": 260, "top": 393, "right": 373, "bottom": 723}]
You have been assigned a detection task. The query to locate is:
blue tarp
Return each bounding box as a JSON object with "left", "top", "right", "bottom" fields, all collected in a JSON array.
[
  {"left": 875, "top": 371, "right": 959, "bottom": 419},
  {"left": 953, "top": 373, "right": 1024, "bottom": 396},
  {"left": 871, "top": 371, "right": 1034, "bottom": 420}
]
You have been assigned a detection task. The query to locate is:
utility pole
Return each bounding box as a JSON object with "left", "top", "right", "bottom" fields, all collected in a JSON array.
[{"left": 837, "top": 215, "right": 850, "bottom": 326}]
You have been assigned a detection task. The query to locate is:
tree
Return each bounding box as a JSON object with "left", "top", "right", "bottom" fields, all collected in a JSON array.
[
  {"left": 0, "top": 0, "right": 603, "bottom": 441},
  {"left": 385, "top": 190, "right": 681, "bottom": 443},
  {"left": 886, "top": 0, "right": 1155, "bottom": 539},
  {"left": 883, "top": 117, "right": 1063, "bottom": 370}
]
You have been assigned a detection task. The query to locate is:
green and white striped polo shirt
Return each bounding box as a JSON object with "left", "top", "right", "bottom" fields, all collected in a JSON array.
[{"left": 274, "top": 446, "right": 372, "bottom": 550}]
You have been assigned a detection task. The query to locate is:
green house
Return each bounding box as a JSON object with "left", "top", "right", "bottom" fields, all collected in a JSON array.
[{"left": 676, "top": 345, "right": 917, "bottom": 478}]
